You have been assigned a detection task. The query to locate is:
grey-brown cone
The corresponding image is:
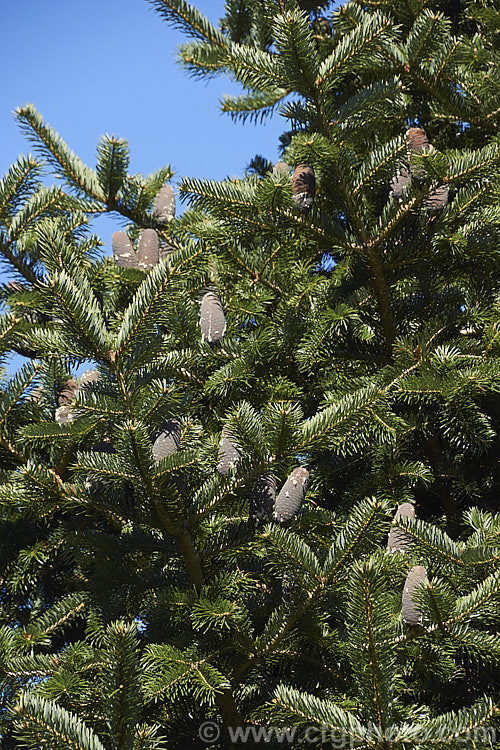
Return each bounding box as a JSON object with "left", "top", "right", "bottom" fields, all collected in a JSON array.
[
  {"left": 58, "top": 379, "right": 78, "bottom": 406},
  {"left": 407, "top": 127, "right": 431, "bottom": 182},
  {"left": 292, "top": 164, "right": 315, "bottom": 212},
  {"left": 152, "top": 420, "right": 182, "bottom": 463},
  {"left": 389, "top": 167, "right": 411, "bottom": 200},
  {"left": 217, "top": 430, "right": 240, "bottom": 475},
  {"left": 112, "top": 231, "right": 137, "bottom": 268},
  {"left": 390, "top": 127, "right": 447, "bottom": 211},
  {"left": 425, "top": 184, "right": 449, "bottom": 212},
  {"left": 200, "top": 292, "right": 226, "bottom": 343},
  {"left": 153, "top": 184, "right": 175, "bottom": 223},
  {"left": 406, "top": 127, "right": 429, "bottom": 154},
  {"left": 55, "top": 405, "right": 74, "bottom": 425},
  {"left": 274, "top": 467, "right": 309, "bottom": 523},
  {"left": 387, "top": 502, "right": 415, "bottom": 553},
  {"left": 55, "top": 371, "right": 99, "bottom": 424},
  {"left": 249, "top": 472, "right": 276, "bottom": 521},
  {"left": 79, "top": 370, "right": 100, "bottom": 390},
  {"left": 402, "top": 565, "right": 428, "bottom": 625},
  {"left": 273, "top": 161, "right": 289, "bottom": 177},
  {"left": 137, "top": 229, "right": 159, "bottom": 270}
]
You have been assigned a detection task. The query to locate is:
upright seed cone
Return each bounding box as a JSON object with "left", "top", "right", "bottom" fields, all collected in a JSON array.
[
  {"left": 387, "top": 502, "right": 415, "bottom": 553},
  {"left": 112, "top": 231, "right": 137, "bottom": 268},
  {"left": 407, "top": 127, "right": 431, "bottom": 182},
  {"left": 152, "top": 184, "right": 175, "bottom": 223},
  {"left": 406, "top": 127, "right": 429, "bottom": 154},
  {"left": 292, "top": 164, "right": 315, "bottom": 212},
  {"left": 249, "top": 472, "right": 276, "bottom": 521},
  {"left": 137, "top": 229, "right": 159, "bottom": 270},
  {"left": 274, "top": 467, "right": 309, "bottom": 523},
  {"left": 392, "top": 127, "right": 447, "bottom": 210},
  {"left": 56, "top": 371, "right": 98, "bottom": 424},
  {"left": 200, "top": 292, "right": 226, "bottom": 343},
  {"left": 402, "top": 565, "right": 428, "bottom": 625},
  {"left": 273, "top": 161, "right": 289, "bottom": 177},
  {"left": 389, "top": 167, "right": 411, "bottom": 200},
  {"left": 217, "top": 429, "right": 240, "bottom": 475},
  {"left": 425, "top": 184, "right": 449, "bottom": 211},
  {"left": 58, "top": 379, "right": 77, "bottom": 406},
  {"left": 78, "top": 370, "right": 100, "bottom": 390},
  {"left": 152, "top": 420, "right": 182, "bottom": 462},
  {"left": 55, "top": 379, "right": 78, "bottom": 424}
]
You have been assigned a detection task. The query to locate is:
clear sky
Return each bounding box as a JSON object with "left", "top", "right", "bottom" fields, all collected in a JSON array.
[{"left": 0, "top": 0, "right": 289, "bottom": 235}]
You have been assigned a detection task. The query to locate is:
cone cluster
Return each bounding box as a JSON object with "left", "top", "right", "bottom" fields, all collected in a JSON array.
[
  {"left": 112, "top": 229, "right": 160, "bottom": 270},
  {"left": 112, "top": 184, "right": 175, "bottom": 269},
  {"left": 55, "top": 378, "right": 78, "bottom": 424},
  {"left": 213, "top": 431, "right": 308, "bottom": 523}
]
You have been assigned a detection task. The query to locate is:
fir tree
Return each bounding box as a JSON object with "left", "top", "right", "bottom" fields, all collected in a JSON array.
[{"left": 1, "top": 0, "right": 500, "bottom": 748}]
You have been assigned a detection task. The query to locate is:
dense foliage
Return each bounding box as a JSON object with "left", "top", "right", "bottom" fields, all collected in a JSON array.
[{"left": 0, "top": 0, "right": 499, "bottom": 747}]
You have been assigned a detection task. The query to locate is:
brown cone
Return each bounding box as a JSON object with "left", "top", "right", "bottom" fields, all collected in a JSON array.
[
  {"left": 58, "top": 379, "right": 78, "bottom": 406},
  {"left": 79, "top": 370, "right": 100, "bottom": 390},
  {"left": 273, "top": 161, "right": 289, "bottom": 177},
  {"left": 292, "top": 164, "right": 315, "bottom": 212},
  {"left": 407, "top": 128, "right": 431, "bottom": 182},
  {"left": 425, "top": 184, "right": 449, "bottom": 212},
  {"left": 406, "top": 127, "right": 429, "bottom": 154}
]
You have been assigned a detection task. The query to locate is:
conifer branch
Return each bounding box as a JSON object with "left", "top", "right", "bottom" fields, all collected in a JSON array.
[{"left": 365, "top": 248, "right": 396, "bottom": 346}]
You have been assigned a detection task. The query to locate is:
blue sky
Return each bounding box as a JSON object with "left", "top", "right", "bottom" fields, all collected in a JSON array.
[
  {"left": 0, "top": 0, "right": 288, "bottom": 237},
  {"left": 0, "top": 1, "right": 337, "bottom": 373}
]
